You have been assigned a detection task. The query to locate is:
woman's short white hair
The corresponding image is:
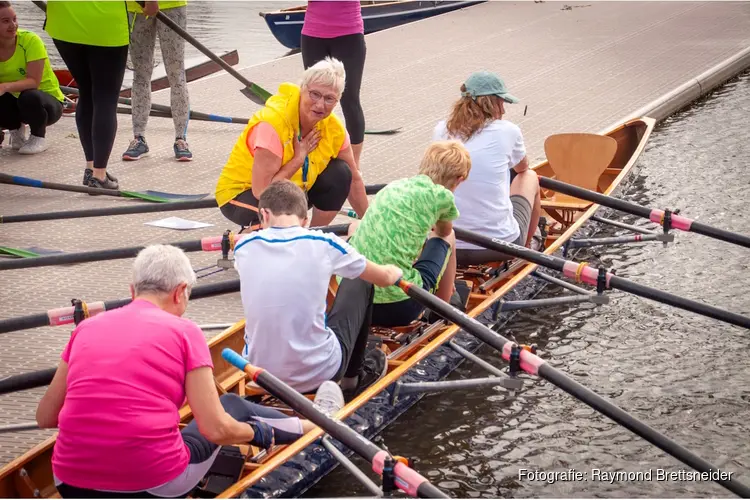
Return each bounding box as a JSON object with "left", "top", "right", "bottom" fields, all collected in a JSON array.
[
  {"left": 132, "top": 244, "right": 197, "bottom": 296},
  {"left": 300, "top": 56, "right": 346, "bottom": 98}
]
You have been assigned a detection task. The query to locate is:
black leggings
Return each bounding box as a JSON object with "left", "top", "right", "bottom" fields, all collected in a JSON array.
[
  {"left": 53, "top": 40, "right": 128, "bottom": 170},
  {"left": 220, "top": 158, "right": 353, "bottom": 228},
  {"left": 0, "top": 90, "right": 63, "bottom": 138},
  {"left": 301, "top": 33, "right": 366, "bottom": 144}
]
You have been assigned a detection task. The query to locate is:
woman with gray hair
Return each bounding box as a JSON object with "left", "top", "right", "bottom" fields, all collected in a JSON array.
[
  {"left": 215, "top": 56, "right": 367, "bottom": 232},
  {"left": 35, "top": 244, "right": 342, "bottom": 498}
]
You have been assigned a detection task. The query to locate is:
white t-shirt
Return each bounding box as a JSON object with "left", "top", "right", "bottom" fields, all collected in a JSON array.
[
  {"left": 433, "top": 119, "right": 526, "bottom": 250},
  {"left": 233, "top": 225, "right": 367, "bottom": 393}
]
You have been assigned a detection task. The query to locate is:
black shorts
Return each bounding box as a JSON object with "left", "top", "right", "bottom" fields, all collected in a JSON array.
[
  {"left": 371, "top": 237, "right": 451, "bottom": 327},
  {"left": 219, "top": 158, "right": 352, "bottom": 229},
  {"left": 456, "top": 194, "right": 533, "bottom": 266}
]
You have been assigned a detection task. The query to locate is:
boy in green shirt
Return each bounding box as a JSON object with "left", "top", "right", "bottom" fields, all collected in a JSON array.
[{"left": 347, "top": 140, "right": 472, "bottom": 327}]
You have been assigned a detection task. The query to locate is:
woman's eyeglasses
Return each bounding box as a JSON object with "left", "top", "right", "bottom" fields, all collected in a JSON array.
[{"left": 308, "top": 89, "right": 338, "bottom": 107}]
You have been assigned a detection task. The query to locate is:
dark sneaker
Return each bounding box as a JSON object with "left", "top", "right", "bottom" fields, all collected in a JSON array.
[
  {"left": 343, "top": 348, "right": 387, "bottom": 402},
  {"left": 122, "top": 136, "right": 149, "bottom": 161},
  {"left": 83, "top": 168, "right": 118, "bottom": 187},
  {"left": 174, "top": 137, "right": 193, "bottom": 161},
  {"left": 88, "top": 171, "right": 119, "bottom": 191}
]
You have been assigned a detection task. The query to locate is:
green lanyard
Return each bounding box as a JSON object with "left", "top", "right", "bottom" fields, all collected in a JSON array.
[{"left": 298, "top": 125, "right": 309, "bottom": 191}]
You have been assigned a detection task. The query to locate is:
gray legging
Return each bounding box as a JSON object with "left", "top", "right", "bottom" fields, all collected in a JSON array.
[
  {"left": 54, "top": 394, "right": 303, "bottom": 498},
  {"left": 128, "top": 6, "right": 190, "bottom": 140}
]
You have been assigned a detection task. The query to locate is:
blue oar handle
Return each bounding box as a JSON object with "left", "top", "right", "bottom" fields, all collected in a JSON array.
[
  {"left": 10, "top": 175, "right": 43, "bottom": 188},
  {"left": 222, "top": 348, "right": 249, "bottom": 372}
]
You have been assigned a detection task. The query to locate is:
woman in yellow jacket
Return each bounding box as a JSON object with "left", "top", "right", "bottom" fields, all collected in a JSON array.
[
  {"left": 216, "top": 56, "right": 368, "bottom": 231},
  {"left": 45, "top": 0, "right": 141, "bottom": 189}
]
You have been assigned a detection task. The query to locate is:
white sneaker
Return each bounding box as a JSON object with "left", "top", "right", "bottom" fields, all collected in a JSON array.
[
  {"left": 313, "top": 380, "right": 345, "bottom": 418},
  {"left": 18, "top": 135, "right": 48, "bottom": 155},
  {"left": 9, "top": 125, "right": 28, "bottom": 151}
]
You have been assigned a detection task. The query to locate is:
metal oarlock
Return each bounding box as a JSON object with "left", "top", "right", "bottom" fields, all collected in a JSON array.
[
  {"left": 217, "top": 229, "right": 235, "bottom": 269},
  {"left": 390, "top": 339, "right": 524, "bottom": 404},
  {"left": 660, "top": 207, "right": 680, "bottom": 247},
  {"left": 71, "top": 299, "right": 86, "bottom": 326}
]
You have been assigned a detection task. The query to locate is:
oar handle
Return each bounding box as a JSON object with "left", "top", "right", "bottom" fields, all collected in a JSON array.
[{"left": 221, "top": 348, "right": 448, "bottom": 498}]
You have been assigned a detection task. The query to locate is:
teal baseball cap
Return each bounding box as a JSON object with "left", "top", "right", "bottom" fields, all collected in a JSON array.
[{"left": 461, "top": 71, "right": 519, "bottom": 104}]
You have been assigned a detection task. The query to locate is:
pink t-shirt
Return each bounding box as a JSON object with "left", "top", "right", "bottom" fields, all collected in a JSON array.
[
  {"left": 246, "top": 121, "right": 350, "bottom": 158},
  {"left": 301, "top": 1, "right": 364, "bottom": 39},
  {"left": 52, "top": 299, "right": 214, "bottom": 491}
]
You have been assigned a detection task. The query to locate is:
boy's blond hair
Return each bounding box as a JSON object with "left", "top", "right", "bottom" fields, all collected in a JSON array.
[{"left": 418, "top": 140, "right": 472, "bottom": 188}]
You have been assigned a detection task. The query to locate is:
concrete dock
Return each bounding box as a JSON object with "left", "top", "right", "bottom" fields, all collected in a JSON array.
[{"left": 1, "top": 1, "right": 749, "bottom": 468}]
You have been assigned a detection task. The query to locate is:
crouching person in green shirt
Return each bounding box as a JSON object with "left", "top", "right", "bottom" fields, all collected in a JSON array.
[
  {"left": 347, "top": 140, "right": 472, "bottom": 327},
  {"left": 0, "top": 1, "right": 64, "bottom": 154}
]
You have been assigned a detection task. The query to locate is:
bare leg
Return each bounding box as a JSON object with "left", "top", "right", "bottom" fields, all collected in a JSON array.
[
  {"left": 432, "top": 230, "right": 457, "bottom": 303},
  {"left": 509, "top": 169, "right": 541, "bottom": 247},
  {"left": 310, "top": 208, "right": 337, "bottom": 227},
  {"left": 351, "top": 142, "right": 363, "bottom": 170},
  {"left": 347, "top": 219, "right": 361, "bottom": 237}
]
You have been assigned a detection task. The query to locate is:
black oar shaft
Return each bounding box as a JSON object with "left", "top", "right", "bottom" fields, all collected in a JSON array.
[
  {"left": 538, "top": 176, "right": 750, "bottom": 249},
  {"left": 1, "top": 199, "right": 218, "bottom": 223},
  {"left": 221, "top": 349, "right": 448, "bottom": 498},
  {"left": 0, "top": 279, "right": 240, "bottom": 335},
  {"left": 0, "top": 172, "right": 123, "bottom": 198},
  {"left": 398, "top": 282, "right": 750, "bottom": 498},
  {"left": 454, "top": 228, "right": 750, "bottom": 330},
  {"left": 0, "top": 368, "right": 57, "bottom": 395},
  {"left": 0, "top": 224, "right": 350, "bottom": 270},
  {"left": 146, "top": 6, "right": 268, "bottom": 105},
  {"left": 0, "top": 240, "right": 204, "bottom": 271},
  {"left": 365, "top": 184, "right": 387, "bottom": 195}
]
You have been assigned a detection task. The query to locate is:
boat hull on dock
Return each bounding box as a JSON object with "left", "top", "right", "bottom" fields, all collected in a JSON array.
[{"left": 260, "top": 1, "right": 487, "bottom": 50}]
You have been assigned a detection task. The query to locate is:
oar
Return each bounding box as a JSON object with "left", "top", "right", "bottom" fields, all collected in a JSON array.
[
  {"left": 221, "top": 348, "right": 448, "bottom": 499},
  {"left": 454, "top": 227, "right": 750, "bottom": 330},
  {"left": 538, "top": 176, "right": 750, "bottom": 250},
  {"left": 133, "top": 2, "right": 270, "bottom": 105},
  {"left": 0, "top": 367, "right": 57, "bottom": 395},
  {"left": 0, "top": 185, "right": 387, "bottom": 224},
  {"left": 1, "top": 198, "right": 218, "bottom": 224},
  {"left": 396, "top": 280, "right": 750, "bottom": 498},
  {"left": 0, "top": 223, "right": 351, "bottom": 270},
  {"left": 0, "top": 173, "right": 207, "bottom": 203},
  {"left": 115, "top": 106, "right": 247, "bottom": 125},
  {"left": 0, "top": 422, "right": 40, "bottom": 434},
  {"left": 0, "top": 278, "right": 242, "bottom": 335}
]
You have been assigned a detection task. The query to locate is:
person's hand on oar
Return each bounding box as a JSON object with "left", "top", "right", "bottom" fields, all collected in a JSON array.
[{"left": 142, "top": 0, "right": 159, "bottom": 17}]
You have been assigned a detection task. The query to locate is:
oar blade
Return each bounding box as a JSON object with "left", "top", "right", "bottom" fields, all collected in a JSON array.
[
  {"left": 120, "top": 190, "right": 209, "bottom": 203},
  {"left": 364, "top": 127, "right": 402, "bottom": 135},
  {"left": 240, "top": 85, "right": 269, "bottom": 106}
]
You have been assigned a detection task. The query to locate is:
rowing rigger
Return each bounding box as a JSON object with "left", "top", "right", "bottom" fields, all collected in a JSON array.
[
  {"left": 539, "top": 176, "right": 750, "bottom": 249},
  {"left": 221, "top": 348, "right": 448, "bottom": 498},
  {"left": 454, "top": 227, "right": 750, "bottom": 330},
  {"left": 397, "top": 279, "right": 750, "bottom": 498}
]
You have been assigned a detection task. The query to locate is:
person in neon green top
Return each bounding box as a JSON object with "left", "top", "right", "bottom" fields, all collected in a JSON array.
[
  {"left": 347, "top": 140, "right": 472, "bottom": 327},
  {"left": 44, "top": 0, "right": 133, "bottom": 189},
  {"left": 0, "top": 1, "right": 64, "bottom": 154},
  {"left": 122, "top": 1, "right": 194, "bottom": 162}
]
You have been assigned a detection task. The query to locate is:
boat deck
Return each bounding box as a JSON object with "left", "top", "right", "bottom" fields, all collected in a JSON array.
[{"left": 1, "top": 1, "right": 750, "bottom": 468}]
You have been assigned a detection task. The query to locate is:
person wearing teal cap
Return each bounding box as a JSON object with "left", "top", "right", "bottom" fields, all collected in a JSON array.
[{"left": 433, "top": 70, "right": 542, "bottom": 266}]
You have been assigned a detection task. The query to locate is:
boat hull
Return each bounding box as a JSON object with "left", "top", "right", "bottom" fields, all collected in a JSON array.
[
  {"left": 0, "top": 117, "right": 655, "bottom": 499},
  {"left": 260, "top": 1, "right": 487, "bottom": 50}
]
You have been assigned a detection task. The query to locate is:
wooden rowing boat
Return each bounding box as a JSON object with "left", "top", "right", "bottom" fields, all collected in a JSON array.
[
  {"left": 260, "top": 1, "right": 487, "bottom": 50},
  {"left": 0, "top": 117, "right": 655, "bottom": 499},
  {"left": 55, "top": 49, "right": 240, "bottom": 113}
]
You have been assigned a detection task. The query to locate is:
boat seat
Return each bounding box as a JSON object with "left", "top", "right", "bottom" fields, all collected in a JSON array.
[{"left": 541, "top": 133, "right": 617, "bottom": 227}]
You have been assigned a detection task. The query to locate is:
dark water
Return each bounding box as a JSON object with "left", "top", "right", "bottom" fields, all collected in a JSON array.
[
  {"left": 11, "top": 1, "right": 300, "bottom": 86},
  {"left": 306, "top": 72, "right": 750, "bottom": 497}
]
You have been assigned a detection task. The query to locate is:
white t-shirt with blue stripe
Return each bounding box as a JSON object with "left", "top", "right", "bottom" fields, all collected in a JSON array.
[{"left": 233, "top": 225, "right": 367, "bottom": 393}]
